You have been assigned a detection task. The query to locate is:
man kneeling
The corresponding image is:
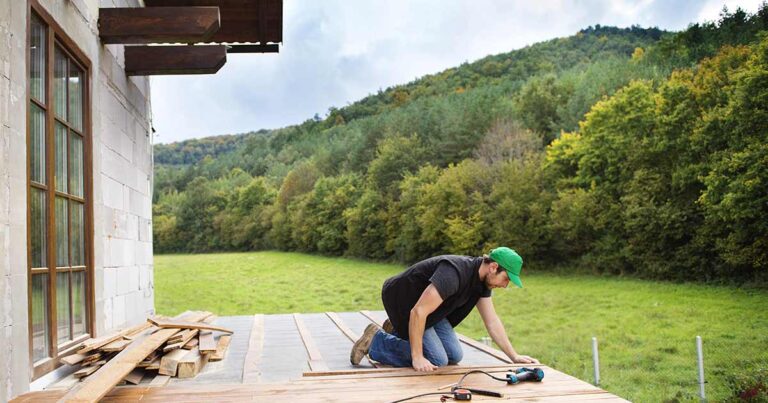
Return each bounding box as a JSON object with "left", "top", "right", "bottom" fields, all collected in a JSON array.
[{"left": 350, "top": 247, "right": 539, "bottom": 371}]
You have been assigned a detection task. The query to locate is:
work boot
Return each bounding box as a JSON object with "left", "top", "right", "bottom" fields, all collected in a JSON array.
[
  {"left": 350, "top": 323, "right": 379, "bottom": 365},
  {"left": 382, "top": 318, "right": 394, "bottom": 334}
]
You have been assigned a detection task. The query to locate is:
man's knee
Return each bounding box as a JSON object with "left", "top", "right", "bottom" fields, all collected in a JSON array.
[
  {"left": 446, "top": 346, "right": 463, "bottom": 365},
  {"left": 426, "top": 352, "right": 449, "bottom": 367}
]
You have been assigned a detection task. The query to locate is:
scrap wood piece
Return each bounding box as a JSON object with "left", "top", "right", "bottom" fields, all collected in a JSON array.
[
  {"left": 77, "top": 322, "right": 152, "bottom": 354},
  {"left": 293, "top": 313, "right": 330, "bottom": 372},
  {"left": 148, "top": 318, "right": 233, "bottom": 334},
  {"left": 159, "top": 347, "right": 189, "bottom": 376},
  {"left": 198, "top": 331, "right": 216, "bottom": 353},
  {"left": 74, "top": 365, "right": 100, "bottom": 379},
  {"left": 123, "top": 368, "right": 145, "bottom": 385},
  {"left": 164, "top": 329, "right": 199, "bottom": 352},
  {"left": 145, "top": 357, "right": 161, "bottom": 371},
  {"left": 60, "top": 311, "right": 211, "bottom": 402},
  {"left": 177, "top": 347, "right": 210, "bottom": 378},
  {"left": 209, "top": 335, "right": 231, "bottom": 362},
  {"left": 59, "top": 353, "right": 87, "bottom": 366},
  {"left": 148, "top": 374, "right": 170, "bottom": 387},
  {"left": 101, "top": 339, "right": 132, "bottom": 352},
  {"left": 80, "top": 352, "right": 102, "bottom": 365},
  {"left": 242, "top": 314, "right": 264, "bottom": 383},
  {"left": 183, "top": 337, "right": 199, "bottom": 350}
]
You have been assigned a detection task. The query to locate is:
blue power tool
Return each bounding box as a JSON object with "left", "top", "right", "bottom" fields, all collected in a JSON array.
[{"left": 505, "top": 367, "right": 545, "bottom": 384}]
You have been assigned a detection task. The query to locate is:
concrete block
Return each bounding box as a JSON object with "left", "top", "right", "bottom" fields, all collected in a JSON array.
[
  {"left": 102, "top": 296, "right": 113, "bottom": 332},
  {"left": 8, "top": 221, "right": 26, "bottom": 276},
  {"left": 103, "top": 267, "right": 116, "bottom": 299},
  {"left": 138, "top": 217, "right": 151, "bottom": 242},
  {"left": 125, "top": 291, "right": 142, "bottom": 324},
  {"left": 9, "top": 274, "right": 29, "bottom": 395},
  {"left": 129, "top": 188, "right": 147, "bottom": 216},
  {"left": 134, "top": 241, "right": 152, "bottom": 266},
  {"left": 0, "top": 76, "right": 9, "bottom": 128},
  {"left": 101, "top": 174, "right": 124, "bottom": 210},
  {"left": 0, "top": 323, "right": 8, "bottom": 402},
  {"left": 116, "top": 265, "right": 138, "bottom": 295},
  {"left": 112, "top": 294, "right": 125, "bottom": 328},
  {"left": 111, "top": 238, "right": 135, "bottom": 268}
]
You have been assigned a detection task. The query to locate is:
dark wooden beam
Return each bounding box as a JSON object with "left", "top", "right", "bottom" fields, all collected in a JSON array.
[
  {"left": 143, "top": 0, "right": 282, "bottom": 44},
  {"left": 226, "top": 44, "right": 279, "bottom": 53},
  {"left": 124, "top": 45, "right": 227, "bottom": 76},
  {"left": 99, "top": 7, "right": 220, "bottom": 44}
]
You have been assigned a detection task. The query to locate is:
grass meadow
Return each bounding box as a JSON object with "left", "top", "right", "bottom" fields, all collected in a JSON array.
[{"left": 155, "top": 251, "right": 768, "bottom": 402}]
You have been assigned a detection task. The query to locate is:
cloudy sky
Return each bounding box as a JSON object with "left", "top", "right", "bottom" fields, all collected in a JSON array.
[{"left": 149, "top": 0, "right": 765, "bottom": 144}]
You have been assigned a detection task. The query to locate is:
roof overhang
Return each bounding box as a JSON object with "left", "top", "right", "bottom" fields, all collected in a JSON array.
[{"left": 98, "top": 0, "right": 282, "bottom": 75}]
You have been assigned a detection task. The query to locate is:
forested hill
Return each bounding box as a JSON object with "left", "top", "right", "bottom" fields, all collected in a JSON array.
[
  {"left": 154, "top": 25, "right": 664, "bottom": 165},
  {"left": 153, "top": 6, "right": 768, "bottom": 285}
]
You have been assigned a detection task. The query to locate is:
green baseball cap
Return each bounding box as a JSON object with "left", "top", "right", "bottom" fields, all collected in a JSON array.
[{"left": 489, "top": 247, "right": 523, "bottom": 288}]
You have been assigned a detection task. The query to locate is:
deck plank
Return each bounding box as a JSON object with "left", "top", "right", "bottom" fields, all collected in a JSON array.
[{"left": 293, "top": 313, "right": 330, "bottom": 372}]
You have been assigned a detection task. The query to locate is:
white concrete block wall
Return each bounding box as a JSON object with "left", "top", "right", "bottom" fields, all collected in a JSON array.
[{"left": 0, "top": 0, "right": 154, "bottom": 398}]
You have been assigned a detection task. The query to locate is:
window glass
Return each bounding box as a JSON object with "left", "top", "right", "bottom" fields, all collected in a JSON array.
[
  {"left": 54, "top": 47, "right": 67, "bottom": 119},
  {"left": 72, "top": 271, "right": 86, "bottom": 338},
  {"left": 29, "top": 16, "right": 46, "bottom": 102},
  {"left": 70, "top": 134, "right": 83, "bottom": 197},
  {"left": 56, "top": 272, "right": 71, "bottom": 344},
  {"left": 31, "top": 274, "right": 49, "bottom": 362},
  {"left": 70, "top": 202, "right": 84, "bottom": 266},
  {"left": 69, "top": 63, "right": 83, "bottom": 131},
  {"left": 29, "top": 104, "right": 46, "bottom": 184},
  {"left": 55, "top": 123, "right": 68, "bottom": 192},
  {"left": 55, "top": 197, "right": 69, "bottom": 267},
  {"left": 30, "top": 188, "right": 47, "bottom": 268}
]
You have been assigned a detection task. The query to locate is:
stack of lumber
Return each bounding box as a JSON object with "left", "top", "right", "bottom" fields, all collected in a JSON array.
[{"left": 58, "top": 311, "right": 233, "bottom": 402}]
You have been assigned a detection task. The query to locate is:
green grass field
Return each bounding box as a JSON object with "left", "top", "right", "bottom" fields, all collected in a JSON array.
[{"left": 155, "top": 251, "right": 768, "bottom": 402}]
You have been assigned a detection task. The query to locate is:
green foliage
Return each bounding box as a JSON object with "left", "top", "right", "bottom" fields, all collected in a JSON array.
[{"left": 152, "top": 7, "right": 768, "bottom": 284}]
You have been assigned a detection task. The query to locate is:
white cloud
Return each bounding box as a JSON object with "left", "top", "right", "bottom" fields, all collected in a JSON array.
[{"left": 150, "top": 0, "right": 765, "bottom": 144}]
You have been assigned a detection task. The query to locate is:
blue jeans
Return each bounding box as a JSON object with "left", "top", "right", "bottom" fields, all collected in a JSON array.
[{"left": 368, "top": 318, "right": 464, "bottom": 367}]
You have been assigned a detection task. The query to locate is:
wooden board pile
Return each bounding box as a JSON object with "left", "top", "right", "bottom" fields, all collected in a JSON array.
[{"left": 58, "top": 311, "right": 233, "bottom": 402}]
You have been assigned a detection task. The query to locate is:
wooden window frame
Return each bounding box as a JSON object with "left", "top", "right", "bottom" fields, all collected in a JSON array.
[{"left": 26, "top": 0, "right": 95, "bottom": 381}]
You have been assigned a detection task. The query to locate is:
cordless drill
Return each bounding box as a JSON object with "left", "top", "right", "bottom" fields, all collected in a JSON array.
[{"left": 506, "top": 367, "right": 545, "bottom": 384}]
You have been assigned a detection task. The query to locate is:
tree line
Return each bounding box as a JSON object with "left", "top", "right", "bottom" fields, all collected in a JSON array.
[{"left": 153, "top": 7, "right": 768, "bottom": 285}]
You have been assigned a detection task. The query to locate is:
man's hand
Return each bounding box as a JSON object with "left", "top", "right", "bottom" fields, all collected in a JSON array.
[
  {"left": 511, "top": 354, "right": 540, "bottom": 364},
  {"left": 412, "top": 355, "right": 437, "bottom": 372}
]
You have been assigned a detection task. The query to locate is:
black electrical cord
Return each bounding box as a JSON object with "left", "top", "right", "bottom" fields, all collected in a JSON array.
[
  {"left": 455, "top": 369, "right": 508, "bottom": 386},
  {"left": 390, "top": 369, "right": 508, "bottom": 402}
]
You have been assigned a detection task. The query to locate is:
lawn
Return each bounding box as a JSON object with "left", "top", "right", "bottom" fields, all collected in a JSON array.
[{"left": 155, "top": 251, "right": 768, "bottom": 402}]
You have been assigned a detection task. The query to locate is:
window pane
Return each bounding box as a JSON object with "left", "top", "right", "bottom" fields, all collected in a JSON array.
[
  {"left": 68, "top": 63, "right": 83, "bottom": 131},
  {"left": 70, "top": 134, "right": 83, "bottom": 197},
  {"left": 29, "top": 103, "right": 46, "bottom": 184},
  {"left": 31, "top": 273, "right": 49, "bottom": 362},
  {"left": 54, "top": 47, "right": 67, "bottom": 119},
  {"left": 72, "top": 271, "right": 86, "bottom": 338},
  {"left": 30, "top": 15, "right": 46, "bottom": 102},
  {"left": 70, "top": 202, "right": 84, "bottom": 266},
  {"left": 30, "top": 188, "right": 47, "bottom": 268},
  {"left": 55, "top": 123, "right": 67, "bottom": 193},
  {"left": 56, "top": 271, "right": 71, "bottom": 344},
  {"left": 55, "top": 197, "right": 69, "bottom": 267}
]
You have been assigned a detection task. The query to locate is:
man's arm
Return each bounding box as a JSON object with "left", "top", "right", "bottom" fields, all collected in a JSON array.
[
  {"left": 476, "top": 297, "right": 539, "bottom": 364},
  {"left": 409, "top": 284, "right": 444, "bottom": 372}
]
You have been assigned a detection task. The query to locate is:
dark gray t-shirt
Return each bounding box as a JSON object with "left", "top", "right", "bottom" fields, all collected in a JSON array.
[{"left": 381, "top": 255, "right": 492, "bottom": 339}]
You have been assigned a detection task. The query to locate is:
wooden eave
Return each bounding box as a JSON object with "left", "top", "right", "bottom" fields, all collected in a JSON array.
[
  {"left": 124, "top": 45, "right": 227, "bottom": 76},
  {"left": 98, "top": 7, "right": 221, "bottom": 44},
  {"left": 143, "top": 0, "right": 283, "bottom": 44}
]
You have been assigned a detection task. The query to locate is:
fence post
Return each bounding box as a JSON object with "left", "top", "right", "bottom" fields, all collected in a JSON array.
[
  {"left": 592, "top": 337, "right": 600, "bottom": 386},
  {"left": 696, "top": 336, "right": 706, "bottom": 402}
]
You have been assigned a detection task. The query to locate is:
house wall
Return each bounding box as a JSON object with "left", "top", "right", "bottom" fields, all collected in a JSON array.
[{"left": 0, "top": 0, "right": 154, "bottom": 399}]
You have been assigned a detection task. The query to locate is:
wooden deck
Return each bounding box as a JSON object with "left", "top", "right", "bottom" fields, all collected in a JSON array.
[{"left": 13, "top": 311, "right": 628, "bottom": 402}]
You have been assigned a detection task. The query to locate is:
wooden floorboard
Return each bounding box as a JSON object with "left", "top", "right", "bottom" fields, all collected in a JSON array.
[
  {"left": 23, "top": 312, "right": 626, "bottom": 402},
  {"left": 15, "top": 364, "right": 628, "bottom": 402}
]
